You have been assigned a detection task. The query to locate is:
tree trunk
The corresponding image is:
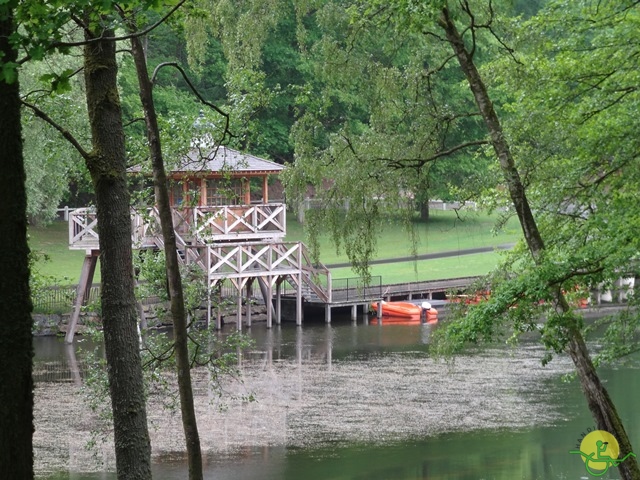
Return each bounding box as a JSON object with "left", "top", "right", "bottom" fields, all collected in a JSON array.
[
  {"left": 130, "top": 34, "right": 203, "bottom": 480},
  {"left": 419, "top": 200, "right": 429, "bottom": 221},
  {"left": 83, "top": 25, "right": 152, "bottom": 480},
  {"left": 0, "top": 7, "right": 34, "bottom": 479},
  {"left": 439, "top": 7, "right": 640, "bottom": 479}
]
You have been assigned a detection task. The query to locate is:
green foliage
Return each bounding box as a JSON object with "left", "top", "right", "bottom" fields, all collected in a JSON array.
[
  {"left": 282, "top": 0, "right": 491, "bottom": 278},
  {"left": 430, "top": 0, "right": 640, "bottom": 369},
  {"left": 29, "top": 249, "right": 72, "bottom": 315},
  {"left": 586, "top": 304, "right": 640, "bottom": 367},
  {"left": 20, "top": 52, "right": 92, "bottom": 223}
]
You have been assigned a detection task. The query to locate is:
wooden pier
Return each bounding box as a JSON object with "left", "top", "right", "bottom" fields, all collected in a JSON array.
[
  {"left": 65, "top": 144, "right": 487, "bottom": 340},
  {"left": 65, "top": 146, "right": 333, "bottom": 342},
  {"left": 281, "top": 276, "right": 480, "bottom": 323}
]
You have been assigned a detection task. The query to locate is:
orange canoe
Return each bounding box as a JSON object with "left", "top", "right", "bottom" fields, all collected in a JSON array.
[{"left": 371, "top": 301, "right": 421, "bottom": 318}]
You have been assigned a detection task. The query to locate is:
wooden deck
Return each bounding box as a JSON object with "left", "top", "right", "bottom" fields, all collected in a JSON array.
[
  {"left": 281, "top": 276, "right": 482, "bottom": 323},
  {"left": 66, "top": 205, "right": 483, "bottom": 337},
  {"left": 68, "top": 204, "right": 286, "bottom": 251}
]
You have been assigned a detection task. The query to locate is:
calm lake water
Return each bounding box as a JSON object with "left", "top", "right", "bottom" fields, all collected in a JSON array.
[{"left": 33, "top": 313, "right": 640, "bottom": 480}]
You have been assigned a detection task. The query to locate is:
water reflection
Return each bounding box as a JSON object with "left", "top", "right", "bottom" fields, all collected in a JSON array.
[{"left": 34, "top": 316, "right": 640, "bottom": 480}]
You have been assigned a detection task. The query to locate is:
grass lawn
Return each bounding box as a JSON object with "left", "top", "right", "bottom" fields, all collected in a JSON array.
[
  {"left": 330, "top": 251, "right": 508, "bottom": 284},
  {"left": 29, "top": 221, "right": 96, "bottom": 284},
  {"left": 285, "top": 209, "right": 521, "bottom": 266},
  {"left": 29, "top": 210, "right": 521, "bottom": 284}
]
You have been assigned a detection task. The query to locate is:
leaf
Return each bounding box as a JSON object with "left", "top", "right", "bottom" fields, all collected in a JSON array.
[{"left": 1, "top": 61, "right": 18, "bottom": 84}]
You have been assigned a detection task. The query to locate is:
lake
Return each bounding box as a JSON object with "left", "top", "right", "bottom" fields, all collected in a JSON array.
[{"left": 33, "top": 314, "right": 640, "bottom": 479}]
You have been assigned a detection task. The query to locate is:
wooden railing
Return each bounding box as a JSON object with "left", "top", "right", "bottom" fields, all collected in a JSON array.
[
  {"left": 68, "top": 203, "right": 287, "bottom": 250},
  {"left": 192, "top": 204, "right": 286, "bottom": 241},
  {"left": 184, "top": 241, "right": 331, "bottom": 303},
  {"left": 68, "top": 208, "right": 100, "bottom": 250}
]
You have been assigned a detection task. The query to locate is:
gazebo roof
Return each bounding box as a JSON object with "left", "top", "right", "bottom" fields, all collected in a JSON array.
[
  {"left": 175, "top": 145, "right": 283, "bottom": 176},
  {"left": 129, "top": 145, "right": 284, "bottom": 177}
]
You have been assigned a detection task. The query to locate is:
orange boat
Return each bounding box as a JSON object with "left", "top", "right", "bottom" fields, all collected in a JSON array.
[{"left": 371, "top": 301, "right": 438, "bottom": 322}]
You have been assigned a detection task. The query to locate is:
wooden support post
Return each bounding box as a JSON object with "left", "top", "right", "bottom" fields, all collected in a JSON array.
[
  {"left": 65, "top": 250, "right": 98, "bottom": 344},
  {"left": 216, "top": 286, "right": 223, "bottom": 330},
  {"left": 267, "top": 278, "right": 273, "bottom": 328},
  {"left": 246, "top": 280, "right": 253, "bottom": 328},
  {"left": 275, "top": 279, "right": 282, "bottom": 325},
  {"left": 377, "top": 300, "right": 382, "bottom": 320},
  {"left": 296, "top": 273, "right": 303, "bottom": 326},
  {"left": 258, "top": 277, "right": 276, "bottom": 324},
  {"left": 325, "top": 305, "right": 331, "bottom": 324},
  {"left": 236, "top": 286, "right": 242, "bottom": 331},
  {"left": 325, "top": 325, "right": 332, "bottom": 369},
  {"left": 351, "top": 304, "right": 357, "bottom": 321},
  {"left": 65, "top": 344, "right": 82, "bottom": 386},
  {"left": 262, "top": 176, "right": 269, "bottom": 203},
  {"left": 207, "top": 286, "right": 212, "bottom": 330},
  {"left": 296, "top": 326, "right": 303, "bottom": 366}
]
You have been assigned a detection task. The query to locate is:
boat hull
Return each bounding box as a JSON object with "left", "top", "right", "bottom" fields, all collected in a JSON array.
[{"left": 370, "top": 301, "right": 437, "bottom": 322}]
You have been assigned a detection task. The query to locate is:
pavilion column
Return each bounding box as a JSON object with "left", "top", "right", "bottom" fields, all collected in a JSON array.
[
  {"left": 243, "top": 179, "right": 251, "bottom": 205},
  {"left": 262, "top": 176, "right": 269, "bottom": 203}
]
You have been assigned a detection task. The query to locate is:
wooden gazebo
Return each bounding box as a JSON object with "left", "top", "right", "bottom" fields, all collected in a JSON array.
[
  {"left": 165, "top": 145, "right": 283, "bottom": 208},
  {"left": 67, "top": 144, "right": 331, "bottom": 341}
]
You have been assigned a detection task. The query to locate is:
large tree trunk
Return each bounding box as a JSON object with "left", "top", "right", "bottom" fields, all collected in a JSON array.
[
  {"left": 439, "top": 7, "right": 640, "bottom": 479},
  {"left": 419, "top": 200, "right": 430, "bottom": 221},
  {"left": 130, "top": 34, "right": 203, "bottom": 480},
  {"left": 83, "top": 26, "right": 152, "bottom": 480},
  {"left": 0, "top": 7, "right": 34, "bottom": 479}
]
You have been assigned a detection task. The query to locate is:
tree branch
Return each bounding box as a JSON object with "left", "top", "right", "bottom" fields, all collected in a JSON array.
[
  {"left": 381, "top": 139, "right": 490, "bottom": 168},
  {"left": 21, "top": 99, "right": 90, "bottom": 160},
  {"left": 17, "top": 0, "right": 188, "bottom": 64},
  {"left": 151, "top": 62, "right": 235, "bottom": 144}
]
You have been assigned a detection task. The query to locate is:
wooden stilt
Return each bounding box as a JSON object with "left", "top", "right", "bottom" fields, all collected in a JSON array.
[
  {"left": 65, "top": 344, "right": 82, "bottom": 386},
  {"left": 246, "top": 280, "right": 253, "bottom": 328},
  {"left": 325, "top": 305, "right": 331, "bottom": 324},
  {"left": 206, "top": 286, "right": 212, "bottom": 330},
  {"left": 325, "top": 325, "right": 332, "bottom": 369},
  {"left": 266, "top": 278, "right": 273, "bottom": 329},
  {"left": 275, "top": 279, "right": 282, "bottom": 325},
  {"left": 216, "top": 285, "right": 222, "bottom": 330},
  {"left": 296, "top": 273, "right": 302, "bottom": 326},
  {"left": 236, "top": 283, "right": 242, "bottom": 331},
  {"left": 351, "top": 304, "right": 357, "bottom": 321},
  {"left": 65, "top": 250, "right": 98, "bottom": 344},
  {"left": 258, "top": 277, "right": 276, "bottom": 322}
]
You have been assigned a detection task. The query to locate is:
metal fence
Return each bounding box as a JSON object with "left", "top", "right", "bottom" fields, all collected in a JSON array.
[
  {"left": 331, "top": 276, "right": 383, "bottom": 302},
  {"left": 32, "top": 285, "right": 100, "bottom": 313}
]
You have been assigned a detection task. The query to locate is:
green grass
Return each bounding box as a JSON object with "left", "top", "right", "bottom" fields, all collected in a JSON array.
[
  {"left": 29, "top": 210, "right": 521, "bottom": 284},
  {"left": 330, "top": 251, "right": 508, "bottom": 284},
  {"left": 285, "top": 209, "right": 521, "bottom": 266},
  {"left": 29, "top": 221, "right": 95, "bottom": 284}
]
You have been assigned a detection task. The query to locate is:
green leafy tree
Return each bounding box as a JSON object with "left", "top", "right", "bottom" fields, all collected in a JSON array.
[
  {"left": 20, "top": 54, "right": 91, "bottom": 224},
  {"left": 16, "top": 2, "right": 187, "bottom": 478},
  {"left": 282, "top": 0, "right": 640, "bottom": 477},
  {"left": 392, "top": 2, "right": 640, "bottom": 478},
  {"left": 280, "top": 1, "right": 490, "bottom": 276},
  {"left": 0, "top": 3, "right": 33, "bottom": 478}
]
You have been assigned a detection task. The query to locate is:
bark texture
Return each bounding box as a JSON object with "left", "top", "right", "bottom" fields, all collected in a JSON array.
[
  {"left": 0, "top": 7, "right": 34, "bottom": 479},
  {"left": 83, "top": 26, "right": 152, "bottom": 480},
  {"left": 130, "top": 34, "right": 203, "bottom": 480},
  {"left": 439, "top": 7, "right": 640, "bottom": 479}
]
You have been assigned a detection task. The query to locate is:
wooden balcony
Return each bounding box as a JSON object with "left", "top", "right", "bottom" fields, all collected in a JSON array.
[
  {"left": 183, "top": 241, "right": 332, "bottom": 303},
  {"left": 68, "top": 203, "right": 287, "bottom": 251}
]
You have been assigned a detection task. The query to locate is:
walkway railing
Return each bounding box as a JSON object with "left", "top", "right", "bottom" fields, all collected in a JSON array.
[
  {"left": 183, "top": 241, "right": 332, "bottom": 303},
  {"left": 68, "top": 203, "right": 287, "bottom": 250},
  {"left": 331, "top": 276, "right": 383, "bottom": 302}
]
